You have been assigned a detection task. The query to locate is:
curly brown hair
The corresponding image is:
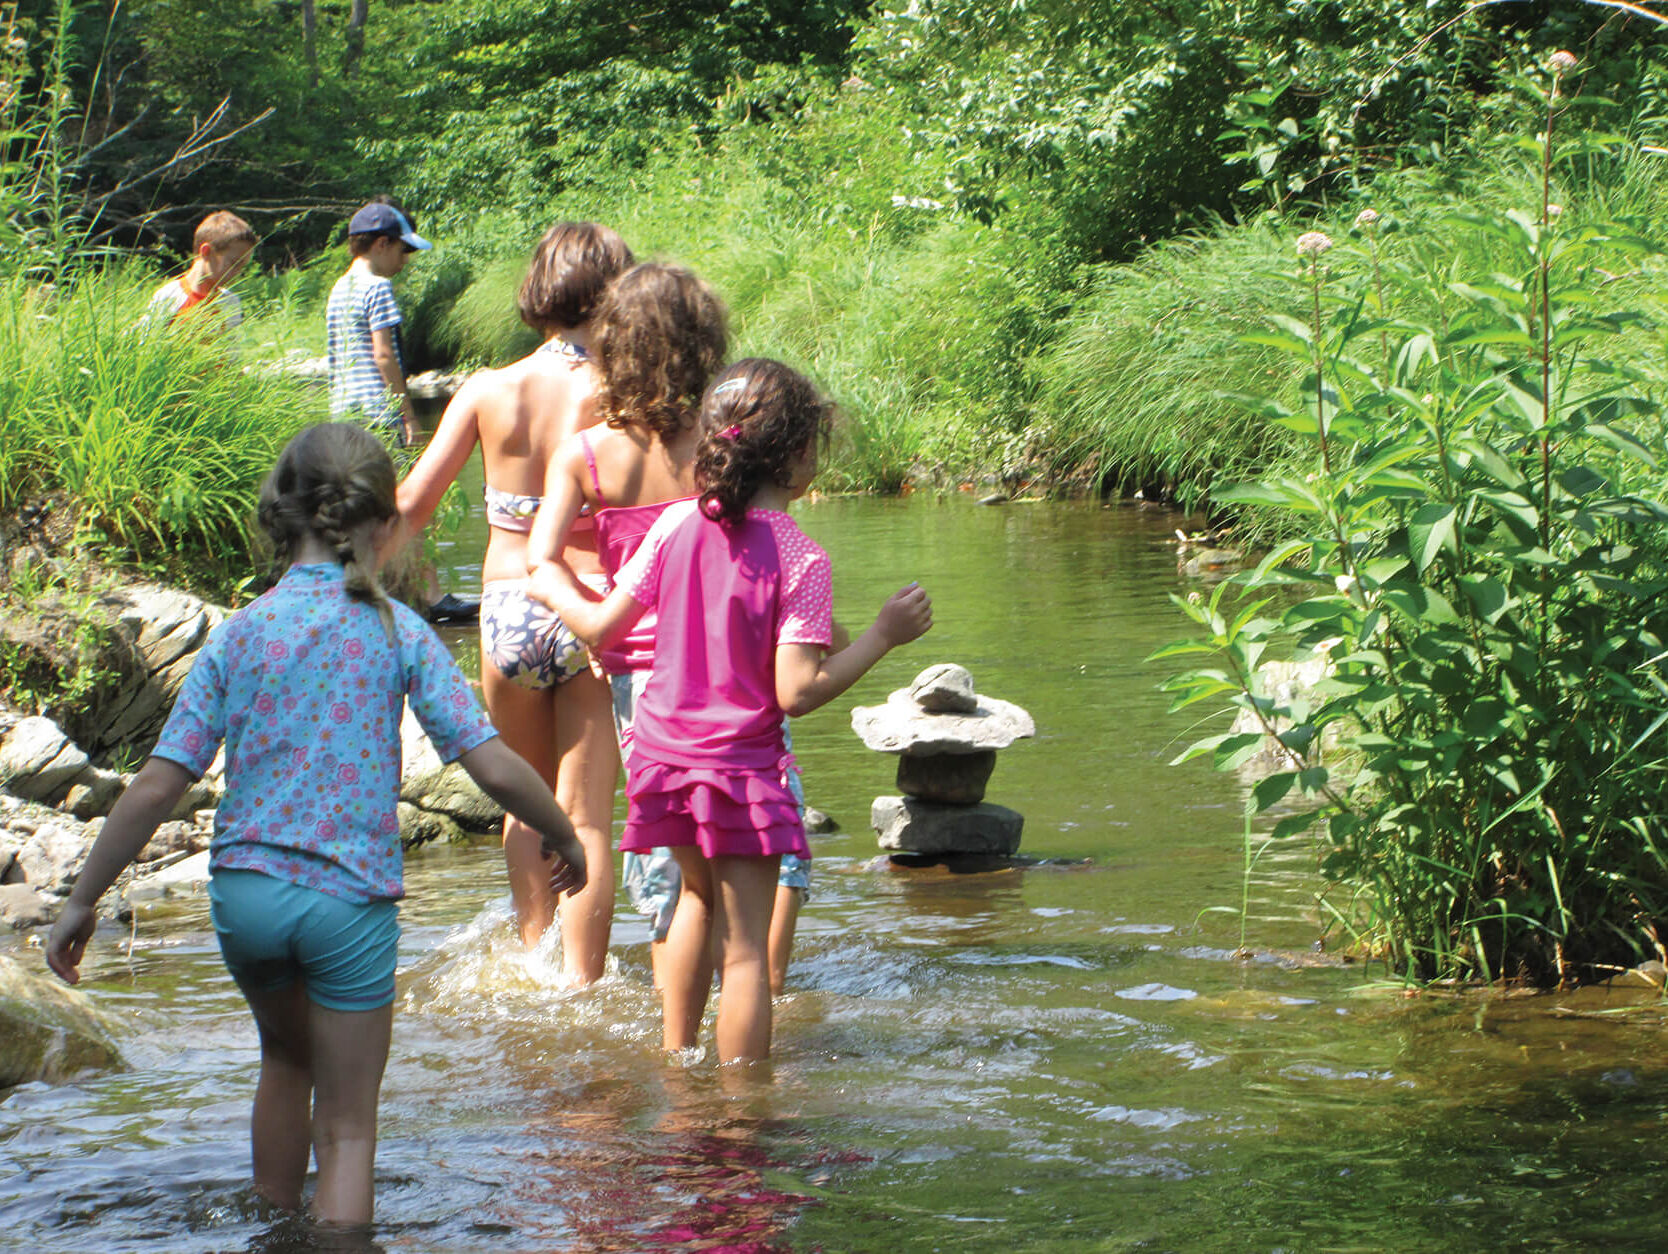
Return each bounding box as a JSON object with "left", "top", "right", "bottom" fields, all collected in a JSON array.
[
  {"left": 594, "top": 263, "right": 727, "bottom": 441},
  {"left": 517, "top": 222, "right": 634, "bottom": 333},
  {"left": 696, "top": 359, "right": 833, "bottom": 526},
  {"left": 257, "top": 423, "right": 399, "bottom": 639}
]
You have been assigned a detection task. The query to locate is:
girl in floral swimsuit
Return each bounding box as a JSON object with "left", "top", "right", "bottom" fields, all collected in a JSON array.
[{"left": 396, "top": 222, "right": 631, "bottom": 979}]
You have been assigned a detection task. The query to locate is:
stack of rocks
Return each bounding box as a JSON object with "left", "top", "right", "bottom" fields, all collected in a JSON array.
[{"left": 851, "top": 663, "right": 1034, "bottom": 857}]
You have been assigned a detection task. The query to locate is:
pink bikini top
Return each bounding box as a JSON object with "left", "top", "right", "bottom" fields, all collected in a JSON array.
[{"left": 581, "top": 430, "right": 691, "bottom": 674}]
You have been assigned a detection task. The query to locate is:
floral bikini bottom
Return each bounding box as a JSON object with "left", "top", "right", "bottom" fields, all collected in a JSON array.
[{"left": 478, "top": 578, "right": 589, "bottom": 690}]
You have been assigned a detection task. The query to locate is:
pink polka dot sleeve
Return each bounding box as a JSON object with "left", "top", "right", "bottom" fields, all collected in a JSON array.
[{"left": 768, "top": 514, "right": 833, "bottom": 649}]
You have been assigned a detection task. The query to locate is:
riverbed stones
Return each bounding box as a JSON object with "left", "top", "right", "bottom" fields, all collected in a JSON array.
[
  {"left": 0, "top": 954, "right": 124, "bottom": 1087},
  {"left": 852, "top": 664, "right": 1033, "bottom": 859}
]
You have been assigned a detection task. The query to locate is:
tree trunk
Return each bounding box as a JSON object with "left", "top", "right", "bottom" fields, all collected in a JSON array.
[
  {"left": 344, "top": 0, "right": 369, "bottom": 77},
  {"left": 302, "top": 0, "right": 318, "bottom": 91}
]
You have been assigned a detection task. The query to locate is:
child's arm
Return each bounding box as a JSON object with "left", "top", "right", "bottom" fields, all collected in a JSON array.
[
  {"left": 45, "top": 758, "right": 197, "bottom": 984},
  {"left": 455, "top": 738, "right": 588, "bottom": 897},
  {"left": 371, "top": 326, "right": 419, "bottom": 446},
  {"left": 533, "top": 569, "right": 646, "bottom": 651},
  {"left": 393, "top": 374, "right": 485, "bottom": 544},
  {"left": 777, "top": 583, "right": 932, "bottom": 718},
  {"left": 525, "top": 436, "right": 591, "bottom": 605}
]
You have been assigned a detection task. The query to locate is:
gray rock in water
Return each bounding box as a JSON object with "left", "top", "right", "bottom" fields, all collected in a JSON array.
[
  {"left": 871, "top": 795, "right": 1023, "bottom": 856},
  {"left": 896, "top": 748, "right": 996, "bottom": 804},
  {"left": 908, "top": 663, "right": 978, "bottom": 714},
  {"left": 399, "top": 802, "right": 466, "bottom": 849},
  {"left": 0, "top": 882, "right": 56, "bottom": 929},
  {"left": 803, "top": 806, "right": 838, "bottom": 835},
  {"left": 0, "top": 954, "right": 124, "bottom": 1086},
  {"left": 851, "top": 689, "right": 1034, "bottom": 755}
]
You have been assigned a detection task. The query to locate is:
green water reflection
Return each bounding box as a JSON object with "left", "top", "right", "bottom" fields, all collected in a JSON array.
[{"left": 3, "top": 494, "right": 1666, "bottom": 1252}]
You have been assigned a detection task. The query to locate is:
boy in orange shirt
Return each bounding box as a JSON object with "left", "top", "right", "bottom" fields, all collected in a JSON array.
[{"left": 146, "top": 211, "right": 257, "bottom": 331}]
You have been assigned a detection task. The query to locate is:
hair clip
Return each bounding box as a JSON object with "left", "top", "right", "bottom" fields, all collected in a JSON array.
[
  {"left": 712, "top": 377, "right": 746, "bottom": 397},
  {"left": 720, "top": 424, "right": 743, "bottom": 441}
]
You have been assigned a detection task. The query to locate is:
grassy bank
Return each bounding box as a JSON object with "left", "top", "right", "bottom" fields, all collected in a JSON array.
[{"left": 0, "top": 265, "right": 323, "bottom": 600}]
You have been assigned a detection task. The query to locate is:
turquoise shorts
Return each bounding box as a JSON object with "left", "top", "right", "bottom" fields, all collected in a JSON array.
[
  {"left": 611, "top": 671, "right": 810, "bottom": 942},
  {"left": 209, "top": 869, "right": 400, "bottom": 1011}
]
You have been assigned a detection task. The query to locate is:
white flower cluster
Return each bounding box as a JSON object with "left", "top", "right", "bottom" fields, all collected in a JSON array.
[{"left": 1296, "top": 231, "right": 1333, "bottom": 258}]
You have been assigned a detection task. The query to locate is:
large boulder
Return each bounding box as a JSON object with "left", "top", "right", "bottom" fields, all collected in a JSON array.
[
  {"left": 0, "top": 954, "right": 124, "bottom": 1087},
  {"left": 0, "top": 716, "right": 89, "bottom": 803},
  {"left": 399, "top": 707, "right": 502, "bottom": 834}
]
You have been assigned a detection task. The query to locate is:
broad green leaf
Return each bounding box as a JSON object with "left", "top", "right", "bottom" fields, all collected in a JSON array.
[
  {"left": 1213, "top": 732, "right": 1270, "bottom": 772},
  {"left": 1457, "top": 574, "right": 1510, "bottom": 624},
  {"left": 1408, "top": 503, "right": 1457, "bottom": 572},
  {"left": 1252, "top": 771, "right": 1296, "bottom": 811},
  {"left": 1378, "top": 582, "right": 1460, "bottom": 625}
]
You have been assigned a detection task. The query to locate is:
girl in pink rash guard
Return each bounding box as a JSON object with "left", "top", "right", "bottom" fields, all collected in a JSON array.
[{"left": 542, "top": 359, "right": 933, "bottom": 1063}]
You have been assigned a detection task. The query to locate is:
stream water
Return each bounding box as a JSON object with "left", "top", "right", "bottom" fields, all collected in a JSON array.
[{"left": 3, "top": 480, "right": 1667, "bottom": 1252}]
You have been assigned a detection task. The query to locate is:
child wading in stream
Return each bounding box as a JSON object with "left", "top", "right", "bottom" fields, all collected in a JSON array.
[
  {"left": 540, "top": 359, "right": 932, "bottom": 1062},
  {"left": 45, "top": 422, "right": 587, "bottom": 1229}
]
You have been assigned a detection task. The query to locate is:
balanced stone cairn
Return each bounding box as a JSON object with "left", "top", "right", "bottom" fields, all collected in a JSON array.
[{"left": 851, "top": 663, "right": 1034, "bottom": 857}]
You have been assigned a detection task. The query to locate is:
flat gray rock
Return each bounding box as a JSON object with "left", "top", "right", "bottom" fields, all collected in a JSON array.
[{"left": 852, "top": 690, "right": 1034, "bottom": 755}]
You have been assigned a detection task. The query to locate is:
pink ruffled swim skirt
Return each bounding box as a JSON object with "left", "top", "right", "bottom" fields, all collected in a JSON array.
[{"left": 621, "top": 760, "right": 810, "bottom": 860}]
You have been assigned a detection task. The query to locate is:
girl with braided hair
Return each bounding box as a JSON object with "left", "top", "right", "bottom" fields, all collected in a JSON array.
[
  {"left": 47, "top": 422, "right": 587, "bottom": 1227},
  {"left": 541, "top": 360, "right": 933, "bottom": 1062}
]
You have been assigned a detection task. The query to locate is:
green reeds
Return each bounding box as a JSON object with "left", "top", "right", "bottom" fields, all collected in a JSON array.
[{"left": 0, "top": 264, "right": 322, "bottom": 596}]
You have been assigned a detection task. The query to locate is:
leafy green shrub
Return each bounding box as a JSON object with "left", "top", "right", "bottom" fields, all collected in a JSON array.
[{"left": 1160, "top": 62, "right": 1668, "bottom": 985}]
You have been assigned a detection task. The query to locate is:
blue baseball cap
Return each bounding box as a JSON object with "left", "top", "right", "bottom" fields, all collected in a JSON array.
[{"left": 347, "top": 202, "right": 431, "bottom": 251}]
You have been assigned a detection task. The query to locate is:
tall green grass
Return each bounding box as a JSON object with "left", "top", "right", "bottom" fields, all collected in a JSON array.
[
  {"left": 0, "top": 264, "right": 325, "bottom": 597},
  {"left": 1035, "top": 137, "right": 1668, "bottom": 512}
]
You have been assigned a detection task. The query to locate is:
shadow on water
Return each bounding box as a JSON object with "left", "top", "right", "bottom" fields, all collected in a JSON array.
[{"left": 5, "top": 498, "right": 1668, "bottom": 1250}]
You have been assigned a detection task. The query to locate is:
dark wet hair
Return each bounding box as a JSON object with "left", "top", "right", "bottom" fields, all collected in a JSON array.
[
  {"left": 696, "top": 359, "right": 833, "bottom": 526},
  {"left": 594, "top": 263, "right": 727, "bottom": 441},
  {"left": 257, "top": 423, "right": 398, "bottom": 638},
  {"left": 518, "top": 222, "right": 634, "bottom": 333}
]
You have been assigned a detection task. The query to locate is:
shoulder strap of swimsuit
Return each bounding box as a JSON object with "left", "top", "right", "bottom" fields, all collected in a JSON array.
[{"left": 579, "top": 430, "right": 608, "bottom": 508}]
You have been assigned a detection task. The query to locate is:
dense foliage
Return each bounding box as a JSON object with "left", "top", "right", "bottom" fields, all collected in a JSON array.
[{"left": 1160, "top": 72, "right": 1668, "bottom": 984}]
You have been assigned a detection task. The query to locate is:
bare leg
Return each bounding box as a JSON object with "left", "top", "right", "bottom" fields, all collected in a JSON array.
[
  {"left": 767, "top": 885, "right": 803, "bottom": 997},
  {"left": 551, "top": 670, "right": 619, "bottom": 984},
  {"left": 307, "top": 1001, "right": 393, "bottom": 1227},
  {"left": 664, "top": 847, "right": 716, "bottom": 1050},
  {"left": 239, "top": 980, "right": 315, "bottom": 1211},
  {"left": 711, "top": 855, "right": 781, "bottom": 1063},
  {"left": 481, "top": 668, "right": 559, "bottom": 947}
]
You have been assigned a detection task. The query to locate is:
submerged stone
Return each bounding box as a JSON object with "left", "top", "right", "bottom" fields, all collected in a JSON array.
[
  {"left": 0, "top": 954, "right": 124, "bottom": 1087},
  {"left": 871, "top": 795, "right": 1023, "bottom": 856}
]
